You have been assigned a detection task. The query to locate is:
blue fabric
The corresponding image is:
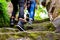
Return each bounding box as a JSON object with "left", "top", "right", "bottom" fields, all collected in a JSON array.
[{"left": 29, "top": 0, "right": 36, "bottom": 20}]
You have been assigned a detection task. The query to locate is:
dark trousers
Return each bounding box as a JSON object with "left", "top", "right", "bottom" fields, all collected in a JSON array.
[{"left": 11, "top": 0, "right": 24, "bottom": 18}]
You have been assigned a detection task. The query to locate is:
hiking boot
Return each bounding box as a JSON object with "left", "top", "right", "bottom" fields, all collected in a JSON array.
[
  {"left": 10, "top": 18, "right": 15, "bottom": 26},
  {"left": 16, "top": 21, "right": 25, "bottom": 31}
]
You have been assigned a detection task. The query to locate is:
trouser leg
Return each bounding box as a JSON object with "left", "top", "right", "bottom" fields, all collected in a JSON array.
[
  {"left": 18, "top": 0, "right": 24, "bottom": 19},
  {"left": 11, "top": 0, "right": 18, "bottom": 17},
  {"left": 10, "top": 0, "right": 18, "bottom": 26},
  {"left": 29, "top": 0, "right": 36, "bottom": 20}
]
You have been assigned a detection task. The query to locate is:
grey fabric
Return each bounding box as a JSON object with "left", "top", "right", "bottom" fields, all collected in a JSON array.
[{"left": 11, "top": 0, "right": 24, "bottom": 18}]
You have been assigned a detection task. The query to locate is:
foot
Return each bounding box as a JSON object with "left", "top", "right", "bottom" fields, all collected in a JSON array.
[
  {"left": 16, "top": 21, "right": 25, "bottom": 31},
  {"left": 28, "top": 18, "right": 33, "bottom": 25}
]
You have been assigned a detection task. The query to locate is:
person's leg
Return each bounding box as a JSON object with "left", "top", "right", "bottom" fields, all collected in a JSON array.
[
  {"left": 29, "top": 0, "right": 36, "bottom": 24},
  {"left": 10, "top": 0, "right": 18, "bottom": 26},
  {"left": 18, "top": 0, "right": 24, "bottom": 19},
  {"left": 16, "top": 0, "right": 25, "bottom": 31}
]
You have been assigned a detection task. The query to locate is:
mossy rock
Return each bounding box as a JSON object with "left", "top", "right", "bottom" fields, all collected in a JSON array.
[
  {"left": 0, "top": 31, "right": 60, "bottom": 40},
  {"left": 25, "top": 21, "right": 55, "bottom": 31}
]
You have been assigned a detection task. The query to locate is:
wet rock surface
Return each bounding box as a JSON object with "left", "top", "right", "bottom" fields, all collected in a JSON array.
[{"left": 0, "top": 21, "right": 60, "bottom": 40}]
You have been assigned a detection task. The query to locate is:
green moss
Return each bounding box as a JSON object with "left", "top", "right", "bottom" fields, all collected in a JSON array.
[
  {"left": 6, "top": 0, "right": 11, "bottom": 2},
  {"left": 0, "top": 31, "right": 60, "bottom": 40},
  {"left": 0, "top": 34, "right": 10, "bottom": 40},
  {"left": 58, "top": 9, "right": 60, "bottom": 15},
  {"left": 28, "top": 33, "right": 39, "bottom": 40}
]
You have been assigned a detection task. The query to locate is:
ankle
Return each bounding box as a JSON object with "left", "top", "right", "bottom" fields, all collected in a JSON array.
[
  {"left": 11, "top": 16, "right": 15, "bottom": 19},
  {"left": 18, "top": 18, "right": 27, "bottom": 22},
  {"left": 29, "top": 18, "right": 33, "bottom": 21}
]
